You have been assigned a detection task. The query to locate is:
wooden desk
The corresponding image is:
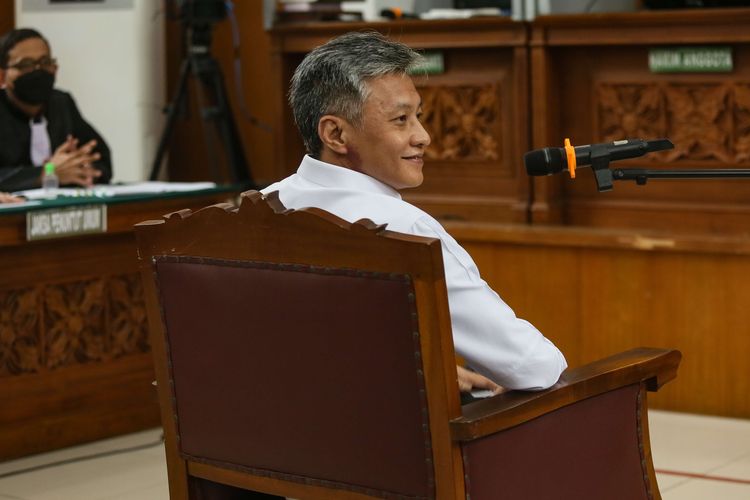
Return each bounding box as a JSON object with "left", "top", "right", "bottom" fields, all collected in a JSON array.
[{"left": 0, "top": 189, "right": 236, "bottom": 460}]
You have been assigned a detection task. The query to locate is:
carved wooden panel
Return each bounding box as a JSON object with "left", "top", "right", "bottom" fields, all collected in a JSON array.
[
  {"left": 406, "top": 74, "right": 524, "bottom": 222},
  {"left": 664, "top": 84, "right": 734, "bottom": 163},
  {"left": 418, "top": 83, "right": 501, "bottom": 162},
  {"left": 597, "top": 84, "right": 665, "bottom": 147},
  {"left": 44, "top": 279, "right": 108, "bottom": 369},
  {"left": 109, "top": 273, "right": 150, "bottom": 357},
  {"left": 736, "top": 83, "right": 750, "bottom": 162},
  {"left": 596, "top": 82, "right": 750, "bottom": 164},
  {"left": 1, "top": 273, "right": 151, "bottom": 376},
  {"left": 0, "top": 287, "right": 41, "bottom": 376}
]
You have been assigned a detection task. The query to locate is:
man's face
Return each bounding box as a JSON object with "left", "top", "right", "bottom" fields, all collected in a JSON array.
[
  {"left": 0, "top": 37, "right": 55, "bottom": 93},
  {"left": 344, "top": 73, "right": 430, "bottom": 190}
]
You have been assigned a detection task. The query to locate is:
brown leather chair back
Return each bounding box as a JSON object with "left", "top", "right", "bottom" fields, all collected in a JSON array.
[
  {"left": 137, "top": 192, "right": 463, "bottom": 499},
  {"left": 155, "top": 256, "right": 433, "bottom": 497}
]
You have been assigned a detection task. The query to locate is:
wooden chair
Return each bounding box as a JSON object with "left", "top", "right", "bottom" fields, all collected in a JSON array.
[{"left": 135, "top": 191, "right": 681, "bottom": 500}]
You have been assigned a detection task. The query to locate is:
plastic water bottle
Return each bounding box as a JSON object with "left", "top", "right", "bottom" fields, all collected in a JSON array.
[{"left": 42, "top": 162, "right": 59, "bottom": 199}]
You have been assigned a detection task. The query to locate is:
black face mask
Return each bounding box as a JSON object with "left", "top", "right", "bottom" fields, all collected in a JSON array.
[{"left": 12, "top": 69, "right": 55, "bottom": 105}]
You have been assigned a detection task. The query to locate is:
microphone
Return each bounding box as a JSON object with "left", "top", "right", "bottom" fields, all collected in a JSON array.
[{"left": 524, "top": 138, "right": 674, "bottom": 178}]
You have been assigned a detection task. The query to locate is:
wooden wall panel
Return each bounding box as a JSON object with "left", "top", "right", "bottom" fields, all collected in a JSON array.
[
  {"left": 0, "top": 192, "right": 235, "bottom": 460},
  {"left": 0, "top": 232, "right": 155, "bottom": 461},
  {"left": 448, "top": 223, "right": 750, "bottom": 418},
  {"left": 0, "top": 1, "right": 13, "bottom": 37},
  {"left": 557, "top": 46, "right": 750, "bottom": 233},
  {"left": 410, "top": 46, "right": 528, "bottom": 222},
  {"left": 531, "top": 9, "right": 750, "bottom": 234}
]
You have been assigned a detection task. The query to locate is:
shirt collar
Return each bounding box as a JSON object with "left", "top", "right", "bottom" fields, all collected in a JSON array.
[{"left": 297, "top": 155, "right": 402, "bottom": 200}]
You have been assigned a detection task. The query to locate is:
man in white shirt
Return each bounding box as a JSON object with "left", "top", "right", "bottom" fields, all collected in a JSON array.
[{"left": 262, "top": 31, "right": 567, "bottom": 396}]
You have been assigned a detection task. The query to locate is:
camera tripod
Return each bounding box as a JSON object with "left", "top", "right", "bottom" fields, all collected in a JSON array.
[{"left": 149, "top": 23, "right": 252, "bottom": 185}]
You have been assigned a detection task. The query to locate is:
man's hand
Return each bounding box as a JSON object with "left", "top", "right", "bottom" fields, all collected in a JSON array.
[
  {"left": 47, "top": 136, "right": 103, "bottom": 187},
  {"left": 456, "top": 365, "right": 504, "bottom": 395},
  {"left": 0, "top": 192, "right": 23, "bottom": 203}
]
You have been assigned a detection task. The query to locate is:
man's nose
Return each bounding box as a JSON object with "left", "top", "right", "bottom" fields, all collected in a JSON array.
[{"left": 412, "top": 120, "right": 431, "bottom": 147}]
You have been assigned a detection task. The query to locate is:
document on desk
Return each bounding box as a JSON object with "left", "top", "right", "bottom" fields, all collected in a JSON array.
[
  {"left": 0, "top": 200, "right": 42, "bottom": 210},
  {"left": 101, "top": 181, "right": 217, "bottom": 196},
  {"left": 15, "top": 181, "right": 217, "bottom": 200}
]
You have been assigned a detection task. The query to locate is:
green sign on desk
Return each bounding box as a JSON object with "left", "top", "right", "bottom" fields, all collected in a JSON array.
[
  {"left": 649, "top": 46, "right": 733, "bottom": 73},
  {"left": 26, "top": 204, "right": 107, "bottom": 241}
]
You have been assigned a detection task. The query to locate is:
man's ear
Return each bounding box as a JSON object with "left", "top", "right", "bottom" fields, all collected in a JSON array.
[
  {"left": 0, "top": 69, "right": 6, "bottom": 89},
  {"left": 318, "top": 115, "right": 349, "bottom": 155}
]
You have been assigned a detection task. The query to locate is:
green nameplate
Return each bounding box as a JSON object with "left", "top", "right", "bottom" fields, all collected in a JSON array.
[
  {"left": 410, "top": 51, "right": 444, "bottom": 75},
  {"left": 26, "top": 204, "right": 107, "bottom": 241},
  {"left": 649, "top": 47, "right": 732, "bottom": 73}
]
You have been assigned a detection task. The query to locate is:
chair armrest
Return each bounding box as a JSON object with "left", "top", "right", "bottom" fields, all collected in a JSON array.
[{"left": 450, "top": 347, "right": 681, "bottom": 441}]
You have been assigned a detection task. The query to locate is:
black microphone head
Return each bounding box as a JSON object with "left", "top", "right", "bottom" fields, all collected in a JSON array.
[
  {"left": 524, "top": 147, "right": 566, "bottom": 176},
  {"left": 645, "top": 138, "right": 674, "bottom": 153}
]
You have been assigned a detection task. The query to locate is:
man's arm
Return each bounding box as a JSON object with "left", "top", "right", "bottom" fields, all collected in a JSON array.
[
  {"left": 411, "top": 217, "right": 567, "bottom": 390},
  {"left": 0, "top": 192, "right": 23, "bottom": 203},
  {"left": 0, "top": 114, "right": 42, "bottom": 191},
  {"left": 0, "top": 138, "right": 103, "bottom": 190},
  {"left": 456, "top": 365, "right": 503, "bottom": 394},
  {"left": 0, "top": 164, "right": 43, "bottom": 192},
  {"left": 46, "top": 136, "right": 102, "bottom": 187}
]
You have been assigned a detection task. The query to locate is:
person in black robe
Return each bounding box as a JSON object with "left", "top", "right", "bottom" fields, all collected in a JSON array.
[{"left": 0, "top": 28, "right": 111, "bottom": 192}]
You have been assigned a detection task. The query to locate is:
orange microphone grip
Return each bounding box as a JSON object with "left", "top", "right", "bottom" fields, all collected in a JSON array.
[{"left": 564, "top": 138, "right": 577, "bottom": 178}]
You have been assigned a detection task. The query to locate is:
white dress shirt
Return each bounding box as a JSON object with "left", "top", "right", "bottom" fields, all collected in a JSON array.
[
  {"left": 30, "top": 116, "right": 51, "bottom": 166},
  {"left": 262, "top": 155, "right": 567, "bottom": 390}
]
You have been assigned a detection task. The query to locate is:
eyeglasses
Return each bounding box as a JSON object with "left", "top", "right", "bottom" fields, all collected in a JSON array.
[{"left": 6, "top": 57, "right": 58, "bottom": 74}]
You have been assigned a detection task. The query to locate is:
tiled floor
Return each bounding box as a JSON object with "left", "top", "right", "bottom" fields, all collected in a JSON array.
[
  {"left": 650, "top": 411, "right": 750, "bottom": 499},
  {"left": 0, "top": 410, "right": 748, "bottom": 499}
]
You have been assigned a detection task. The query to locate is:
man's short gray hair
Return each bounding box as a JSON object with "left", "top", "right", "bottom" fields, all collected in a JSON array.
[{"left": 289, "top": 31, "right": 423, "bottom": 158}]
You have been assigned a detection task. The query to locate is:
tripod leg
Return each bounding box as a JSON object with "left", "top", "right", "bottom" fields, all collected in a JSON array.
[
  {"left": 191, "top": 54, "right": 252, "bottom": 186},
  {"left": 206, "top": 67, "right": 252, "bottom": 185},
  {"left": 149, "top": 58, "right": 191, "bottom": 181},
  {"left": 192, "top": 56, "right": 225, "bottom": 184}
]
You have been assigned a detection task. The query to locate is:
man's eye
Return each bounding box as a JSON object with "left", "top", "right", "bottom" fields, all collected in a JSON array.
[{"left": 396, "top": 115, "right": 408, "bottom": 122}]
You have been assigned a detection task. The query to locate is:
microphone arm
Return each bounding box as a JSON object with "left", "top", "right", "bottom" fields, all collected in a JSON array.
[
  {"left": 586, "top": 139, "right": 678, "bottom": 191},
  {"left": 588, "top": 143, "right": 616, "bottom": 192},
  {"left": 572, "top": 139, "right": 750, "bottom": 191},
  {"left": 612, "top": 168, "right": 750, "bottom": 185}
]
